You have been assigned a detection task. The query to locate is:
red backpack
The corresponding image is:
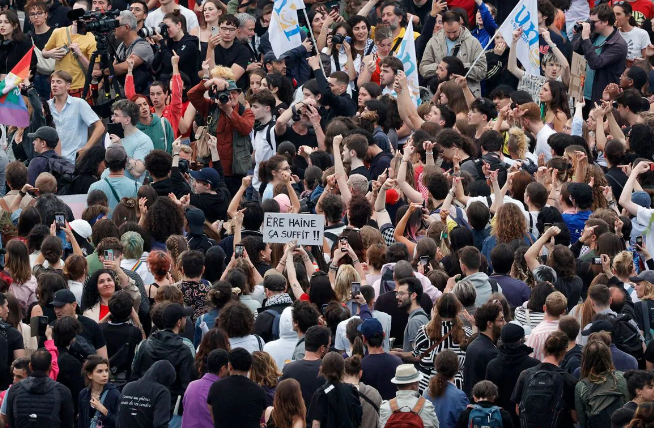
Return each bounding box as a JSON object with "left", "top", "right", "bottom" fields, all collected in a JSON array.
[{"left": 385, "top": 397, "right": 426, "bottom": 428}]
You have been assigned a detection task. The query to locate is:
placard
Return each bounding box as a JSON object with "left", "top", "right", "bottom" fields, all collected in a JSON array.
[
  {"left": 263, "top": 213, "right": 325, "bottom": 245},
  {"left": 569, "top": 52, "right": 588, "bottom": 102},
  {"left": 518, "top": 73, "right": 547, "bottom": 106}
]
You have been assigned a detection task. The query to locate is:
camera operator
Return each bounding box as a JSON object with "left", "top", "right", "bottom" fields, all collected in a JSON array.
[
  {"left": 42, "top": 0, "right": 99, "bottom": 97},
  {"left": 111, "top": 10, "right": 153, "bottom": 93},
  {"left": 188, "top": 68, "right": 254, "bottom": 196},
  {"left": 128, "top": 0, "right": 147, "bottom": 32},
  {"left": 572, "top": 3, "right": 627, "bottom": 105},
  {"left": 151, "top": 10, "right": 201, "bottom": 86}
]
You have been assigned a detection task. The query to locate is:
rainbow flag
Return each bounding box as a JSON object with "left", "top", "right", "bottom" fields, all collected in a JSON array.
[{"left": 0, "top": 47, "right": 33, "bottom": 128}]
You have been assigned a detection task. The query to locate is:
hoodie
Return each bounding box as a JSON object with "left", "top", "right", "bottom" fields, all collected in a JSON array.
[
  {"left": 151, "top": 167, "right": 192, "bottom": 200},
  {"left": 6, "top": 372, "right": 75, "bottom": 428},
  {"left": 254, "top": 293, "right": 294, "bottom": 343},
  {"left": 153, "top": 34, "right": 201, "bottom": 86},
  {"left": 485, "top": 344, "right": 540, "bottom": 427},
  {"left": 263, "top": 307, "right": 297, "bottom": 370},
  {"left": 118, "top": 360, "right": 175, "bottom": 428},
  {"left": 77, "top": 383, "right": 121, "bottom": 428},
  {"left": 136, "top": 114, "right": 174, "bottom": 154},
  {"left": 464, "top": 271, "right": 502, "bottom": 307},
  {"left": 130, "top": 330, "right": 196, "bottom": 414}
]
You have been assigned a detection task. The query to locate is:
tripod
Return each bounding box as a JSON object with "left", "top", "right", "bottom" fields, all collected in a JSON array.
[{"left": 82, "top": 33, "right": 122, "bottom": 114}]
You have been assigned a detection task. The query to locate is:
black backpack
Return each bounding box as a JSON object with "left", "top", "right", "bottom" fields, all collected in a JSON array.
[
  {"left": 0, "top": 323, "right": 9, "bottom": 379},
  {"left": 473, "top": 153, "right": 509, "bottom": 185},
  {"left": 380, "top": 266, "right": 396, "bottom": 295},
  {"left": 38, "top": 155, "right": 75, "bottom": 195},
  {"left": 609, "top": 314, "right": 645, "bottom": 365},
  {"left": 519, "top": 369, "right": 566, "bottom": 428}
]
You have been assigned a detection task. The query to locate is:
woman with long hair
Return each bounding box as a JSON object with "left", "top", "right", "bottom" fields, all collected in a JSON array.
[
  {"left": 614, "top": 2, "right": 649, "bottom": 61},
  {"left": 308, "top": 352, "right": 362, "bottom": 428},
  {"left": 70, "top": 145, "right": 105, "bottom": 194},
  {"left": 393, "top": 203, "right": 429, "bottom": 256},
  {"left": 247, "top": 69, "right": 266, "bottom": 98},
  {"left": 5, "top": 293, "right": 37, "bottom": 355},
  {"left": 146, "top": 199, "right": 185, "bottom": 251},
  {"left": 343, "top": 355, "right": 382, "bottom": 428},
  {"left": 514, "top": 282, "right": 555, "bottom": 329},
  {"left": 28, "top": 271, "right": 66, "bottom": 322},
  {"left": 264, "top": 378, "right": 306, "bottom": 428},
  {"left": 634, "top": 277, "right": 654, "bottom": 339},
  {"left": 195, "top": 328, "right": 231, "bottom": 375},
  {"left": 259, "top": 155, "right": 292, "bottom": 202},
  {"left": 82, "top": 268, "right": 140, "bottom": 322},
  {"left": 64, "top": 255, "right": 87, "bottom": 306},
  {"left": 437, "top": 81, "right": 469, "bottom": 120},
  {"left": 152, "top": 10, "right": 201, "bottom": 85},
  {"left": 411, "top": 293, "right": 473, "bottom": 394},
  {"left": 0, "top": 10, "right": 35, "bottom": 80},
  {"left": 334, "top": 264, "right": 361, "bottom": 305},
  {"left": 165, "top": 235, "right": 188, "bottom": 282},
  {"left": 357, "top": 82, "right": 382, "bottom": 113},
  {"left": 574, "top": 339, "right": 628, "bottom": 427},
  {"left": 629, "top": 402, "right": 654, "bottom": 427},
  {"left": 32, "top": 235, "right": 64, "bottom": 278},
  {"left": 5, "top": 239, "right": 37, "bottom": 318},
  {"left": 424, "top": 350, "right": 469, "bottom": 428},
  {"left": 194, "top": 281, "right": 233, "bottom": 347},
  {"left": 189, "top": 0, "right": 225, "bottom": 59},
  {"left": 539, "top": 80, "right": 570, "bottom": 132},
  {"left": 261, "top": 73, "right": 294, "bottom": 117},
  {"left": 250, "top": 351, "right": 280, "bottom": 406},
  {"left": 77, "top": 355, "right": 121, "bottom": 428},
  {"left": 483, "top": 203, "right": 535, "bottom": 273}
]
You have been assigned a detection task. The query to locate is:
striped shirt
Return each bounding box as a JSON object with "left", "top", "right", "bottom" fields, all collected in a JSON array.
[
  {"left": 525, "top": 319, "right": 561, "bottom": 361},
  {"left": 514, "top": 305, "right": 546, "bottom": 329},
  {"left": 412, "top": 321, "right": 473, "bottom": 395}
]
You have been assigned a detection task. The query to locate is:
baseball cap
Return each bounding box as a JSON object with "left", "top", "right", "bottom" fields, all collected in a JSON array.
[
  {"left": 69, "top": 219, "right": 92, "bottom": 240},
  {"left": 357, "top": 318, "right": 383, "bottom": 339},
  {"left": 567, "top": 183, "right": 593, "bottom": 209},
  {"left": 263, "top": 270, "right": 287, "bottom": 291},
  {"left": 50, "top": 289, "right": 76, "bottom": 306},
  {"left": 28, "top": 126, "right": 59, "bottom": 145},
  {"left": 629, "top": 270, "right": 654, "bottom": 283},
  {"left": 263, "top": 51, "right": 288, "bottom": 64},
  {"left": 190, "top": 168, "right": 221, "bottom": 190},
  {"left": 163, "top": 303, "right": 194, "bottom": 328},
  {"left": 632, "top": 191, "right": 652, "bottom": 209},
  {"left": 185, "top": 207, "right": 206, "bottom": 235},
  {"left": 509, "top": 90, "right": 533, "bottom": 105},
  {"left": 105, "top": 145, "right": 127, "bottom": 163},
  {"left": 581, "top": 319, "right": 614, "bottom": 336}
]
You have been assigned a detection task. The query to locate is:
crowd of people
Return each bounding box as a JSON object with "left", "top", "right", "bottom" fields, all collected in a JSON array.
[{"left": 1, "top": 0, "right": 654, "bottom": 426}]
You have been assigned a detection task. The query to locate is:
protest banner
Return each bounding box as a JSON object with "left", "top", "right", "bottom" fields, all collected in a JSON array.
[
  {"left": 569, "top": 53, "right": 588, "bottom": 102},
  {"left": 263, "top": 213, "right": 325, "bottom": 245}
]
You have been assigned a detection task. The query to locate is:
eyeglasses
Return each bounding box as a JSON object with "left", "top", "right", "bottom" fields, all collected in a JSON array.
[
  {"left": 219, "top": 26, "right": 236, "bottom": 32},
  {"left": 29, "top": 11, "right": 45, "bottom": 17}
]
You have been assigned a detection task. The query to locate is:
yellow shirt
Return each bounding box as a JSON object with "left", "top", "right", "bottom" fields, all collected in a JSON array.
[
  {"left": 371, "top": 26, "right": 420, "bottom": 54},
  {"left": 44, "top": 27, "right": 97, "bottom": 90}
]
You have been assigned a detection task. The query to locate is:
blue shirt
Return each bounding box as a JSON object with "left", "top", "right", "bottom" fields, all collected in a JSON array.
[
  {"left": 88, "top": 175, "right": 140, "bottom": 215},
  {"left": 583, "top": 35, "right": 608, "bottom": 100},
  {"left": 562, "top": 210, "right": 592, "bottom": 243},
  {"left": 424, "top": 382, "right": 469, "bottom": 428},
  {"left": 47, "top": 95, "right": 101, "bottom": 163},
  {"left": 446, "top": 37, "right": 457, "bottom": 55},
  {"left": 101, "top": 131, "right": 155, "bottom": 183}
]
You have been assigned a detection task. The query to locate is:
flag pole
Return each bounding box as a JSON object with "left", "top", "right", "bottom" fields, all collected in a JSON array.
[
  {"left": 465, "top": 29, "right": 501, "bottom": 78},
  {"left": 301, "top": 8, "right": 327, "bottom": 76}
]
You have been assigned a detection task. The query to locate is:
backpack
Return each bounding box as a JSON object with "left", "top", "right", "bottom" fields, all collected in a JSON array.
[
  {"left": 580, "top": 376, "right": 625, "bottom": 428},
  {"left": 380, "top": 266, "right": 396, "bottom": 295},
  {"left": 467, "top": 404, "right": 503, "bottom": 428},
  {"left": 431, "top": 206, "right": 470, "bottom": 230},
  {"left": 609, "top": 314, "right": 645, "bottom": 364},
  {"left": 641, "top": 301, "right": 654, "bottom": 345},
  {"left": 386, "top": 397, "right": 426, "bottom": 428},
  {"left": 0, "top": 323, "right": 9, "bottom": 379},
  {"left": 38, "top": 155, "right": 75, "bottom": 195},
  {"left": 488, "top": 279, "right": 499, "bottom": 294},
  {"left": 68, "top": 334, "right": 96, "bottom": 363},
  {"left": 518, "top": 369, "right": 565, "bottom": 428},
  {"left": 473, "top": 153, "right": 509, "bottom": 185},
  {"left": 264, "top": 308, "right": 282, "bottom": 340}
]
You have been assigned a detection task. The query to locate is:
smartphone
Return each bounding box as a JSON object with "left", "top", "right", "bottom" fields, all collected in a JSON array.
[
  {"left": 544, "top": 223, "right": 552, "bottom": 232},
  {"left": 180, "top": 137, "right": 191, "bottom": 146},
  {"left": 351, "top": 282, "right": 361, "bottom": 297},
  {"left": 637, "top": 236, "right": 643, "bottom": 246},
  {"left": 420, "top": 256, "right": 429, "bottom": 266},
  {"left": 61, "top": 44, "right": 69, "bottom": 53},
  {"left": 339, "top": 236, "right": 348, "bottom": 251},
  {"left": 104, "top": 249, "right": 114, "bottom": 262},
  {"left": 211, "top": 26, "right": 219, "bottom": 36},
  {"left": 30, "top": 316, "right": 48, "bottom": 337},
  {"left": 330, "top": 4, "right": 339, "bottom": 13},
  {"left": 107, "top": 122, "right": 124, "bottom": 139},
  {"left": 593, "top": 257, "right": 602, "bottom": 265},
  {"left": 55, "top": 212, "right": 65, "bottom": 230},
  {"left": 321, "top": 303, "right": 328, "bottom": 314},
  {"left": 235, "top": 244, "right": 244, "bottom": 258},
  {"left": 389, "top": 337, "right": 396, "bottom": 348}
]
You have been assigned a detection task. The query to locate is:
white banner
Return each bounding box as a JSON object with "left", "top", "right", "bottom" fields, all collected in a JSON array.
[
  {"left": 263, "top": 213, "right": 325, "bottom": 245},
  {"left": 269, "top": 0, "right": 304, "bottom": 59},
  {"left": 499, "top": 0, "right": 540, "bottom": 76},
  {"left": 396, "top": 16, "right": 420, "bottom": 106}
]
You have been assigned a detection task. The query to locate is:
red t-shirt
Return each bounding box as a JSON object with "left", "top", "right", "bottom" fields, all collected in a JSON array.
[
  {"left": 99, "top": 304, "right": 110, "bottom": 321},
  {"left": 447, "top": 0, "right": 476, "bottom": 25}
]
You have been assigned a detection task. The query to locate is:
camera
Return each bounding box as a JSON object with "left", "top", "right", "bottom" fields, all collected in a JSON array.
[
  {"left": 178, "top": 158, "right": 190, "bottom": 174},
  {"left": 574, "top": 20, "right": 595, "bottom": 34},
  {"left": 68, "top": 8, "right": 121, "bottom": 35},
  {"left": 138, "top": 22, "right": 168, "bottom": 38},
  {"left": 208, "top": 85, "right": 230, "bottom": 104},
  {"left": 332, "top": 33, "right": 345, "bottom": 45}
]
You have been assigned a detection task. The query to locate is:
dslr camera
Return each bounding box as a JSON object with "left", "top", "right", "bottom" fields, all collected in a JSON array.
[
  {"left": 208, "top": 85, "right": 230, "bottom": 104},
  {"left": 138, "top": 22, "right": 169, "bottom": 39},
  {"left": 68, "top": 8, "right": 121, "bottom": 35},
  {"left": 573, "top": 20, "right": 595, "bottom": 34}
]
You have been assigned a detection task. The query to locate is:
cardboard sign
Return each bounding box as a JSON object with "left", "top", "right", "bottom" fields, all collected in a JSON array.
[
  {"left": 569, "top": 52, "right": 588, "bottom": 102},
  {"left": 518, "top": 73, "right": 547, "bottom": 106},
  {"left": 263, "top": 213, "right": 325, "bottom": 245}
]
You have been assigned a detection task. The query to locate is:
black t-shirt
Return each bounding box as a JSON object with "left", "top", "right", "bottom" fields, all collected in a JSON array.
[
  {"left": 350, "top": 166, "right": 370, "bottom": 180},
  {"left": 281, "top": 359, "right": 325, "bottom": 408},
  {"left": 99, "top": 322, "right": 142, "bottom": 374},
  {"left": 360, "top": 353, "right": 403, "bottom": 400},
  {"left": 511, "top": 362, "right": 578, "bottom": 428},
  {"left": 30, "top": 28, "right": 54, "bottom": 50},
  {"left": 214, "top": 42, "right": 250, "bottom": 89},
  {"left": 275, "top": 126, "right": 318, "bottom": 180},
  {"left": 77, "top": 315, "right": 107, "bottom": 350},
  {"left": 207, "top": 375, "right": 267, "bottom": 428},
  {"left": 0, "top": 323, "right": 24, "bottom": 390}
]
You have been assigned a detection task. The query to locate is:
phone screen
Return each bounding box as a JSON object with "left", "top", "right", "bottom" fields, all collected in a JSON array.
[
  {"left": 55, "top": 213, "right": 65, "bottom": 229},
  {"left": 593, "top": 257, "right": 602, "bottom": 265},
  {"left": 339, "top": 237, "right": 348, "bottom": 250},
  {"left": 351, "top": 282, "right": 360, "bottom": 297},
  {"left": 420, "top": 256, "right": 429, "bottom": 266},
  {"left": 637, "top": 236, "right": 643, "bottom": 246},
  {"left": 544, "top": 223, "right": 552, "bottom": 232},
  {"left": 180, "top": 137, "right": 191, "bottom": 146},
  {"left": 235, "top": 244, "right": 244, "bottom": 258},
  {"left": 104, "top": 249, "right": 114, "bottom": 262}
]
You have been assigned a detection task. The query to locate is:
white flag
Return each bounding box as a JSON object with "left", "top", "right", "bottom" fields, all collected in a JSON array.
[
  {"left": 269, "top": 0, "right": 304, "bottom": 59},
  {"left": 395, "top": 16, "right": 420, "bottom": 106},
  {"left": 499, "top": 0, "right": 540, "bottom": 76}
]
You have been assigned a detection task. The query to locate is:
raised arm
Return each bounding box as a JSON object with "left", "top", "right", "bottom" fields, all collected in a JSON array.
[
  {"left": 375, "top": 178, "right": 395, "bottom": 226},
  {"left": 508, "top": 28, "right": 526, "bottom": 80},
  {"left": 620, "top": 160, "right": 651, "bottom": 216},
  {"left": 227, "top": 176, "right": 251, "bottom": 219},
  {"left": 358, "top": 0, "right": 380, "bottom": 17},
  {"left": 525, "top": 226, "right": 560, "bottom": 271},
  {"left": 395, "top": 70, "right": 424, "bottom": 131},
  {"left": 541, "top": 29, "right": 570, "bottom": 86},
  {"left": 332, "top": 134, "right": 352, "bottom": 205},
  {"left": 393, "top": 203, "right": 421, "bottom": 255},
  {"left": 396, "top": 144, "right": 423, "bottom": 202}
]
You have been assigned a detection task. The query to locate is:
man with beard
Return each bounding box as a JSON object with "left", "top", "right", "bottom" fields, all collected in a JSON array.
[
  {"left": 462, "top": 301, "right": 505, "bottom": 400},
  {"left": 235, "top": 13, "right": 260, "bottom": 68},
  {"left": 486, "top": 322, "right": 540, "bottom": 427},
  {"left": 357, "top": 1, "right": 419, "bottom": 55},
  {"left": 379, "top": 56, "right": 403, "bottom": 93},
  {"left": 393, "top": 277, "right": 428, "bottom": 354}
]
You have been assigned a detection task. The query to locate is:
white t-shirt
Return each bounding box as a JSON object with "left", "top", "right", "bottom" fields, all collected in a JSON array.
[
  {"left": 251, "top": 122, "right": 276, "bottom": 190},
  {"left": 637, "top": 206, "right": 654, "bottom": 257},
  {"left": 620, "top": 27, "right": 650, "bottom": 60},
  {"left": 145, "top": 6, "right": 199, "bottom": 33},
  {"left": 535, "top": 125, "right": 556, "bottom": 162},
  {"left": 466, "top": 194, "right": 531, "bottom": 225}
]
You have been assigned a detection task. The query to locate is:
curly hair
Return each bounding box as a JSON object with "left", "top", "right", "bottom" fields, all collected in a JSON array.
[
  {"left": 195, "top": 328, "right": 231, "bottom": 375},
  {"left": 34, "top": 193, "right": 68, "bottom": 226},
  {"left": 426, "top": 293, "right": 466, "bottom": 344},
  {"left": 155, "top": 284, "right": 184, "bottom": 304},
  {"left": 507, "top": 127, "right": 528, "bottom": 159},
  {"left": 492, "top": 204, "right": 528, "bottom": 244},
  {"left": 145, "top": 198, "right": 184, "bottom": 243},
  {"left": 250, "top": 351, "right": 280, "bottom": 389},
  {"left": 218, "top": 302, "right": 254, "bottom": 338},
  {"left": 81, "top": 269, "right": 119, "bottom": 311},
  {"left": 146, "top": 251, "right": 172, "bottom": 281}
]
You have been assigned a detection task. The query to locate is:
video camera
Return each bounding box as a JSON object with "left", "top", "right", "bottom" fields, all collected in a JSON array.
[
  {"left": 138, "top": 22, "right": 168, "bottom": 39},
  {"left": 67, "top": 8, "right": 121, "bottom": 35}
]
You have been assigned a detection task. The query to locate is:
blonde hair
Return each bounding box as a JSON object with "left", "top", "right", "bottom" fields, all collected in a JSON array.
[
  {"left": 35, "top": 172, "right": 57, "bottom": 194},
  {"left": 211, "top": 66, "right": 235, "bottom": 80},
  {"left": 545, "top": 291, "right": 568, "bottom": 317},
  {"left": 640, "top": 281, "right": 654, "bottom": 301},
  {"left": 334, "top": 264, "right": 360, "bottom": 303},
  {"left": 612, "top": 251, "right": 634, "bottom": 279},
  {"left": 507, "top": 127, "right": 528, "bottom": 160}
]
